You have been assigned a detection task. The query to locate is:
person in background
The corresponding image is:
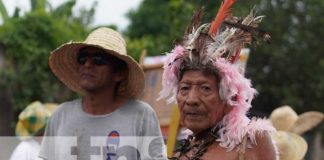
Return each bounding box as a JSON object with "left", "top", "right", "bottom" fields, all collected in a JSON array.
[
  {"left": 10, "top": 101, "right": 57, "bottom": 160},
  {"left": 159, "top": 0, "right": 277, "bottom": 159},
  {"left": 40, "top": 27, "right": 166, "bottom": 160},
  {"left": 270, "top": 105, "right": 324, "bottom": 160}
]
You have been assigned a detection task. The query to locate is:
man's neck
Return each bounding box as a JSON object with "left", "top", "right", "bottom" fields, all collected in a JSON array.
[
  {"left": 193, "top": 128, "right": 212, "bottom": 141},
  {"left": 82, "top": 90, "right": 127, "bottom": 115}
]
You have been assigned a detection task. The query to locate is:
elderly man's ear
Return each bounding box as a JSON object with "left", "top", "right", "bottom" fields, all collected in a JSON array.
[{"left": 224, "top": 103, "right": 233, "bottom": 115}]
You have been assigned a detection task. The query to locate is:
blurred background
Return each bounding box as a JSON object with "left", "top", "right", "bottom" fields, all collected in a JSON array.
[{"left": 0, "top": 0, "right": 323, "bottom": 159}]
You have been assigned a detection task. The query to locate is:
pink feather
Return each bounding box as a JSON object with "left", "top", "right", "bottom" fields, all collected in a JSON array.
[{"left": 159, "top": 45, "right": 186, "bottom": 103}]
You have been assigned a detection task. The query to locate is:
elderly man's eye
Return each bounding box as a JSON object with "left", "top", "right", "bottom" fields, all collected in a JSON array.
[
  {"left": 179, "top": 85, "right": 190, "bottom": 94},
  {"left": 180, "top": 86, "right": 189, "bottom": 91},
  {"left": 201, "top": 85, "right": 211, "bottom": 92}
]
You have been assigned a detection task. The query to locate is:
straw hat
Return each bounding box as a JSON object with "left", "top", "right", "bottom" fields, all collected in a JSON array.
[
  {"left": 269, "top": 105, "right": 298, "bottom": 131},
  {"left": 290, "top": 111, "right": 323, "bottom": 135},
  {"left": 49, "top": 27, "right": 145, "bottom": 98},
  {"left": 15, "top": 101, "right": 58, "bottom": 140},
  {"left": 271, "top": 131, "right": 307, "bottom": 160},
  {"left": 270, "top": 105, "right": 323, "bottom": 134},
  {"left": 270, "top": 105, "right": 323, "bottom": 160}
]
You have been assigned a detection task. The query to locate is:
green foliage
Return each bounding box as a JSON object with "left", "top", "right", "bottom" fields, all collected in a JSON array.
[
  {"left": 126, "top": 0, "right": 324, "bottom": 113},
  {"left": 246, "top": 0, "right": 324, "bottom": 114},
  {"left": 50, "top": 0, "right": 76, "bottom": 18},
  {"left": 126, "top": 0, "right": 195, "bottom": 58},
  {"left": 0, "top": 0, "right": 8, "bottom": 23},
  {"left": 0, "top": 1, "right": 93, "bottom": 110}
]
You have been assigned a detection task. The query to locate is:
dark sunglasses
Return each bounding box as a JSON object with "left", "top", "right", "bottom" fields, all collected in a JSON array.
[{"left": 77, "top": 52, "right": 110, "bottom": 66}]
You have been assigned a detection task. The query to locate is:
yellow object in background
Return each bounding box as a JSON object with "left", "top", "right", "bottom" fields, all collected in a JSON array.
[{"left": 166, "top": 104, "right": 180, "bottom": 157}]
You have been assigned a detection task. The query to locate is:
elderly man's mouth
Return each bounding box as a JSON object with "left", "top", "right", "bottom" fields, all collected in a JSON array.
[{"left": 185, "top": 111, "right": 205, "bottom": 119}]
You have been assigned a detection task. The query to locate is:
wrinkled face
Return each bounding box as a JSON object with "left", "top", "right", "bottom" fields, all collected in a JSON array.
[
  {"left": 177, "top": 70, "right": 231, "bottom": 134},
  {"left": 77, "top": 47, "right": 125, "bottom": 93}
]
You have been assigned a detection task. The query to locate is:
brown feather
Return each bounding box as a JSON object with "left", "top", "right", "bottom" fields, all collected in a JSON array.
[
  {"left": 223, "top": 20, "right": 271, "bottom": 43},
  {"left": 184, "top": 7, "right": 205, "bottom": 37}
]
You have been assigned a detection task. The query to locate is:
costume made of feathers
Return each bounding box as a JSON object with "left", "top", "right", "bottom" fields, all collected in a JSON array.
[{"left": 159, "top": 0, "right": 277, "bottom": 156}]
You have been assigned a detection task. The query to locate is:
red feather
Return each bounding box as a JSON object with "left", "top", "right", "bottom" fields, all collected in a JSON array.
[
  {"left": 209, "top": 0, "right": 236, "bottom": 37},
  {"left": 231, "top": 45, "right": 242, "bottom": 63}
]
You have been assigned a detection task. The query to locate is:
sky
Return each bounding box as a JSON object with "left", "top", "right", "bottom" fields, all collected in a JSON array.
[{"left": 2, "top": 0, "right": 143, "bottom": 31}]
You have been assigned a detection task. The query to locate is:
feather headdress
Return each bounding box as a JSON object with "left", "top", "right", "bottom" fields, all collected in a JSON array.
[
  {"left": 160, "top": 1, "right": 270, "bottom": 102},
  {"left": 159, "top": 0, "right": 275, "bottom": 152}
]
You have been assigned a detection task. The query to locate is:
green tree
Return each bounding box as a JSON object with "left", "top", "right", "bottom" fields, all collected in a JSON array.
[
  {"left": 246, "top": 0, "right": 324, "bottom": 114},
  {"left": 126, "top": 0, "right": 195, "bottom": 60},
  {"left": 0, "top": 0, "right": 95, "bottom": 110}
]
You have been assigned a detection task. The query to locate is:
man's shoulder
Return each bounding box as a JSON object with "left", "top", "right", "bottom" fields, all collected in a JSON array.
[
  {"left": 51, "top": 99, "right": 81, "bottom": 117},
  {"left": 234, "top": 131, "right": 277, "bottom": 160},
  {"left": 124, "top": 99, "right": 155, "bottom": 112}
]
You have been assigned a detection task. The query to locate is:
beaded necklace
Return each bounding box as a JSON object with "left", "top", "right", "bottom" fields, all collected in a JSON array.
[{"left": 169, "top": 127, "right": 219, "bottom": 160}]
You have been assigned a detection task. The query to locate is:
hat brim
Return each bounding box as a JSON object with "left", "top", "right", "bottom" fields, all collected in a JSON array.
[
  {"left": 49, "top": 42, "right": 145, "bottom": 98},
  {"left": 270, "top": 106, "right": 298, "bottom": 131},
  {"left": 15, "top": 121, "right": 32, "bottom": 139},
  {"left": 272, "top": 131, "right": 308, "bottom": 160},
  {"left": 15, "top": 121, "right": 46, "bottom": 140}
]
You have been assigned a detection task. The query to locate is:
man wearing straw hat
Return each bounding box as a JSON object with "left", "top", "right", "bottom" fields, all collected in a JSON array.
[{"left": 39, "top": 27, "right": 166, "bottom": 160}]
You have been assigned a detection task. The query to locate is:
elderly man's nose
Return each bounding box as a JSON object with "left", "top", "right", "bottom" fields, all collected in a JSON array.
[{"left": 186, "top": 89, "right": 200, "bottom": 106}]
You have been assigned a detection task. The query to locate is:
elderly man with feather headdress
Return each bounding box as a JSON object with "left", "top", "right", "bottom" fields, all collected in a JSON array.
[{"left": 159, "top": 0, "right": 277, "bottom": 159}]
